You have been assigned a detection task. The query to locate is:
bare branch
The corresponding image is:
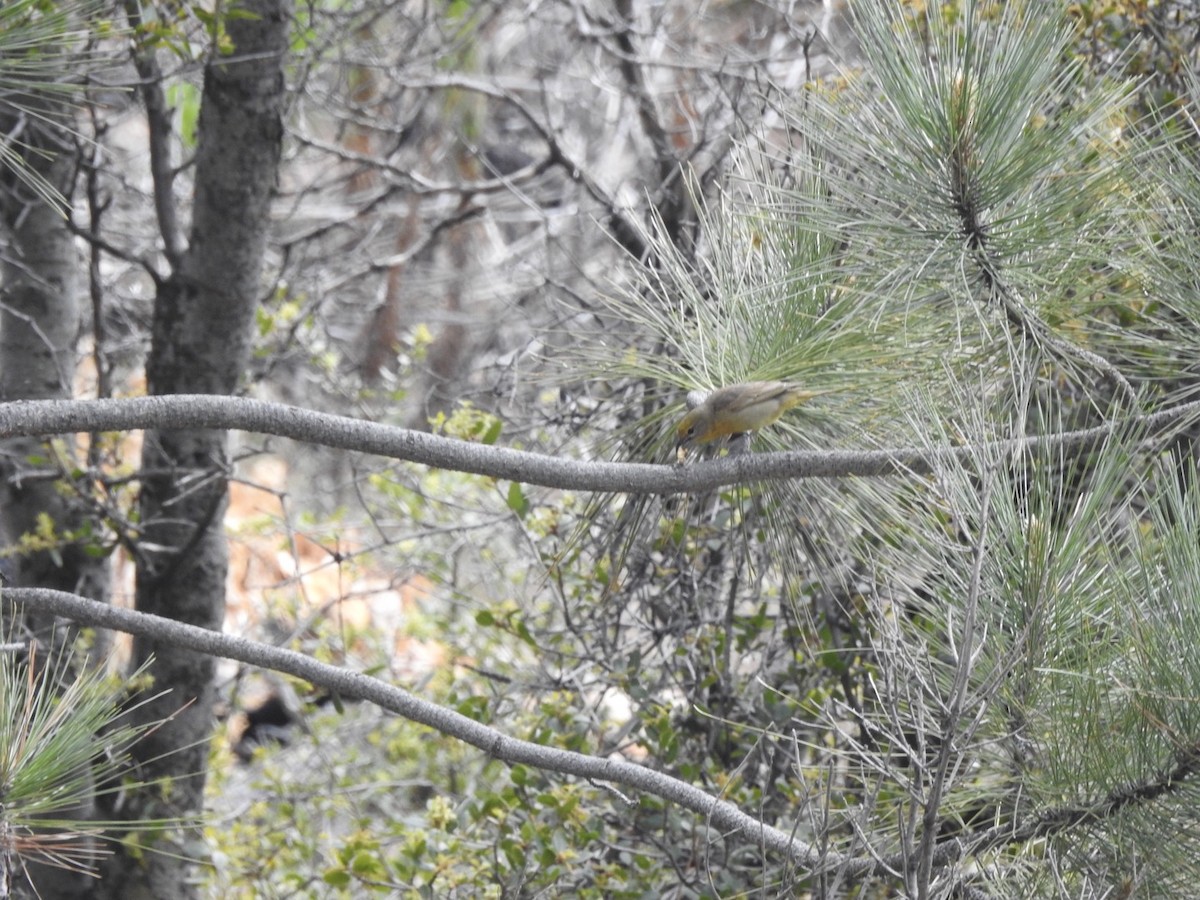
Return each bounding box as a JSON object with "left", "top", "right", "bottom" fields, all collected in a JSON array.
[
  {"left": 0, "top": 393, "right": 1195, "bottom": 494},
  {"left": 9, "top": 586, "right": 829, "bottom": 871},
  {"left": 916, "top": 475, "right": 993, "bottom": 896},
  {"left": 121, "top": 0, "right": 185, "bottom": 270},
  {"left": 0, "top": 394, "right": 1194, "bottom": 494},
  {"left": 394, "top": 73, "right": 648, "bottom": 257}
]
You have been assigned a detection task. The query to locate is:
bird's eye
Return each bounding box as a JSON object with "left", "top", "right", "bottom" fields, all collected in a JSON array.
[{"left": 686, "top": 425, "right": 696, "bottom": 437}]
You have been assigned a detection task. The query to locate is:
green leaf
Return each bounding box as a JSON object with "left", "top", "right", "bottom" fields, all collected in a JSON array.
[
  {"left": 480, "top": 416, "right": 503, "bottom": 445},
  {"left": 514, "top": 620, "right": 537, "bottom": 648},
  {"left": 166, "top": 82, "right": 201, "bottom": 149},
  {"left": 506, "top": 482, "right": 529, "bottom": 519},
  {"left": 322, "top": 868, "right": 351, "bottom": 887},
  {"left": 456, "top": 695, "right": 488, "bottom": 719}
]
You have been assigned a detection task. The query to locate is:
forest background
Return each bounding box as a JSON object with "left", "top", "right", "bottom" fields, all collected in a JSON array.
[{"left": 3, "top": 0, "right": 1200, "bottom": 898}]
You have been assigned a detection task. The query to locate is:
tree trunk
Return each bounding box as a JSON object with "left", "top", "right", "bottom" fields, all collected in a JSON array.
[
  {"left": 0, "top": 70, "right": 112, "bottom": 900},
  {"left": 94, "top": 2, "right": 291, "bottom": 896},
  {"left": 0, "top": 103, "right": 96, "bottom": 598}
]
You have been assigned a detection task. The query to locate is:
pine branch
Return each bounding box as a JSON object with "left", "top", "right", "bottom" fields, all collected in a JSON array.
[
  {"left": 976, "top": 740, "right": 1200, "bottom": 852},
  {"left": 867, "top": 738, "right": 1200, "bottom": 881}
]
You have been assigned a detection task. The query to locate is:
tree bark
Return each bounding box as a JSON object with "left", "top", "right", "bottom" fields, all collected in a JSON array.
[
  {"left": 0, "top": 65, "right": 111, "bottom": 900},
  {"left": 0, "top": 101, "right": 93, "bottom": 596},
  {"left": 94, "top": 2, "right": 291, "bottom": 896}
]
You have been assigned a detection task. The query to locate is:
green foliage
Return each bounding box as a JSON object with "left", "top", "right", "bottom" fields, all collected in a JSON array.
[
  {"left": 128, "top": 1, "right": 253, "bottom": 59},
  {"left": 0, "top": 456, "right": 125, "bottom": 567},
  {"left": 0, "top": 0, "right": 119, "bottom": 211},
  {"left": 0, "top": 637, "right": 186, "bottom": 884},
  {"left": 0, "top": 0, "right": 115, "bottom": 86},
  {"left": 166, "top": 81, "right": 202, "bottom": 150}
]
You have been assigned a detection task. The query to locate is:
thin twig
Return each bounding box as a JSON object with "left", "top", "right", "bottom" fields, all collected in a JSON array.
[{"left": 915, "top": 475, "right": 992, "bottom": 896}]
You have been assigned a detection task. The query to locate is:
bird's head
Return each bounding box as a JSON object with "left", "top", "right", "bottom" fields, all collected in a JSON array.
[{"left": 675, "top": 406, "right": 713, "bottom": 455}]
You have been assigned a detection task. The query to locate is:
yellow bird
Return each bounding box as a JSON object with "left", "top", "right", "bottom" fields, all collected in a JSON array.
[{"left": 674, "top": 381, "right": 826, "bottom": 458}]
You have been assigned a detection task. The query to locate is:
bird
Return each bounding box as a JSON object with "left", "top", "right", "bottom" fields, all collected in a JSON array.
[{"left": 674, "top": 381, "right": 828, "bottom": 459}]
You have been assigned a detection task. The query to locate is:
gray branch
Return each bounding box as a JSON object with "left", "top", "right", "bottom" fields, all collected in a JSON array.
[
  {"left": 0, "top": 394, "right": 1196, "bottom": 494},
  {"left": 9, "top": 587, "right": 832, "bottom": 870}
]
